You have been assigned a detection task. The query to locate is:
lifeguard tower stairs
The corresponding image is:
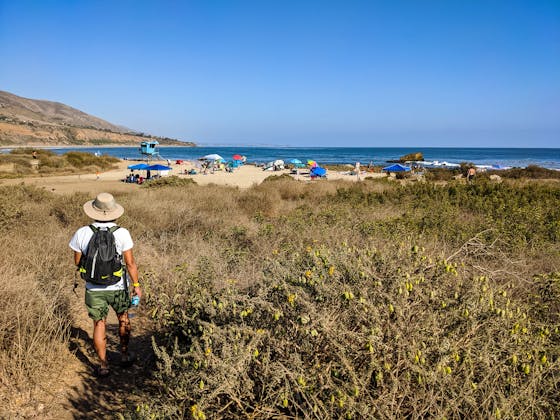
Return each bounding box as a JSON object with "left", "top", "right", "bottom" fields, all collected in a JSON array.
[{"left": 139, "top": 141, "right": 164, "bottom": 162}]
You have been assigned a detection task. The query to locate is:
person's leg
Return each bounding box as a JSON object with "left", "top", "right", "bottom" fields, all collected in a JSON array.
[
  {"left": 85, "top": 289, "right": 110, "bottom": 375},
  {"left": 93, "top": 319, "right": 108, "bottom": 369},
  {"left": 117, "top": 312, "right": 131, "bottom": 356},
  {"left": 110, "top": 288, "right": 134, "bottom": 363}
]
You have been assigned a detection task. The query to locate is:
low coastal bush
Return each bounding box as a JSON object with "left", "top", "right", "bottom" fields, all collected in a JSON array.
[
  {"left": 421, "top": 163, "right": 560, "bottom": 182},
  {"left": 144, "top": 242, "right": 558, "bottom": 418},
  {"left": 0, "top": 150, "right": 118, "bottom": 177},
  {"left": 64, "top": 151, "right": 119, "bottom": 169},
  {"left": 492, "top": 165, "right": 560, "bottom": 180},
  {"left": 424, "top": 167, "right": 461, "bottom": 181},
  {"left": 141, "top": 175, "right": 196, "bottom": 188}
]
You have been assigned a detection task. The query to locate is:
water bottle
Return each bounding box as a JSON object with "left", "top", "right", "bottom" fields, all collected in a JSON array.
[{"left": 131, "top": 295, "right": 140, "bottom": 307}]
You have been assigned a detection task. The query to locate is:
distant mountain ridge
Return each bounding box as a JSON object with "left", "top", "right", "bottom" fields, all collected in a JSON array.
[{"left": 0, "top": 90, "right": 193, "bottom": 147}]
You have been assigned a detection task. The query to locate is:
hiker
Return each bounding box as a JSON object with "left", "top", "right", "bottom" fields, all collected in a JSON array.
[
  {"left": 69, "top": 193, "right": 142, "bottom": 377},
  {"left": 32, "top": 150, "right": 38, "bottom": 159}
]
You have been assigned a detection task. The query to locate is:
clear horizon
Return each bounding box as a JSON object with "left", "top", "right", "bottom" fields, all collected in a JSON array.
[{"left": 1, "top": 1, "right": 558, "bottom": 147}]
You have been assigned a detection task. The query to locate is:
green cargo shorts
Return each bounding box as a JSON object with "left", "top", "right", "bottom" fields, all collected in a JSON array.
[{"left": 85, "top": 288, "right": 130, "bottom": 321}]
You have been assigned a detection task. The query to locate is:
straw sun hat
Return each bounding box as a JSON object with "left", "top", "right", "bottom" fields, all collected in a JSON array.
[{"left": 83, "top": 192, "right": 124, "bottom": 221}]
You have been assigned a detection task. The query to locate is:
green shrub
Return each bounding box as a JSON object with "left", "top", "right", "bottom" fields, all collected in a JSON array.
[
  {"left": 424, "top": 168, "right": 460, "bottom": 181},
  {"left": 64, "top": 151, "right": 119, "bottom": 169},
  {"left": 142, "top": 175, "right": 196, "bottom": 188},
  {"left": 143, "top": 240, "right": 559, "bottom": 418},
  {"left": 492, "top": 165, "right": 560, "bottom": 180}
]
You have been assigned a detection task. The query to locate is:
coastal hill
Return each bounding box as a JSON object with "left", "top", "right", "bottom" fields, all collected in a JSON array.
[{"left": 0, "top": 90, "right": 193, "bottom": 147}]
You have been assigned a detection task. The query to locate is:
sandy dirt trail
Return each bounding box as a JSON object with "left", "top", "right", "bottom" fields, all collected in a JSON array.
[{"left": 51, "top": 284, "right": 156, "bottom": 418}]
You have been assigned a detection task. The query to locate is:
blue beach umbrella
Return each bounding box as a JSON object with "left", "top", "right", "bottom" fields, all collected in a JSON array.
[
  {"left": 382, "top": 163, "right": 411, "bottom": 172},
  {"left": 289, "top": 159, "right": 302, "bottom": 164}
]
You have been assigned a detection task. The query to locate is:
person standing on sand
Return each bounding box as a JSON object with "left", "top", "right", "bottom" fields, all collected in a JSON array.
[
  {"left": 355, "top": 161, "right": 361, "bottom": 181},
  {"left": 69, "top": 193, "right": 142, "bottom": 377}
]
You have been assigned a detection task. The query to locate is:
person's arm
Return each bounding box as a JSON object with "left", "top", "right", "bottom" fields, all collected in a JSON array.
[
  {"left": 74, "top": 251, "right": 82, "bottom": 266},
  {"left": 123, "top": 249, "right": 142, "bottom": 298}
]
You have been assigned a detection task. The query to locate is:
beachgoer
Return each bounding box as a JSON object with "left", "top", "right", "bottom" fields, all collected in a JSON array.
[
  {"left": 69, "top": 193, "right": 142, "bottom": 377},
  {"left": 467, "top": 167, "right": 476, "bottom": 183},
  {"left": 355, "top": 162, "right": 361, "bottom": 181},
  {"left": 96, "top": 170, "right": 100, "bottom": 180}
]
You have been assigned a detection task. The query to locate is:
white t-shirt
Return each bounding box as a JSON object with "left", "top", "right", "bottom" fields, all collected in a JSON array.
[{"left": 69, "top": 222, "right": 134, "bottom": 291}]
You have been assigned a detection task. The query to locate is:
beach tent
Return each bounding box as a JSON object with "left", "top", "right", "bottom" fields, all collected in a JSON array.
[
  {"left": 310, "top": 166, "right": 327, "bottom": 177},
  {"left": 147, "top": 164, "right": 172, "bottom": 171},
  {"left": 263, "top": 160, "right": 285, "bottom": 171},
  {"left": 382, "top": 163, "right": 411, "bottom": 172},
  {"left": 232, "top": 154, "right": 243, "bottom": 160},
  {"left": 202, "top": 154, "right": 223, "bottom": 161},
  {"left": 146, "top": 164, "right": 172, "bottom": 177},
  {"left": 127, "top": 163, "right": 150, "bottom": 170}
]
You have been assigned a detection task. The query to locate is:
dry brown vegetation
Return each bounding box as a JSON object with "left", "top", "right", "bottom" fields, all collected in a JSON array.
[{"left": 0, "top": 176, "right": 559, "bottom": 418}]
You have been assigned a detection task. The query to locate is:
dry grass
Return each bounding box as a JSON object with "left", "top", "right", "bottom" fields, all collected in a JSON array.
[
  {"left": 0, "top": 187, "right": 82, "bottom": 416},
  {"left": 0, "top": 178, "right": 559, "bottom": 418},
  {"left": 0, "top": 149, "right": 119, "bottom": 178}
]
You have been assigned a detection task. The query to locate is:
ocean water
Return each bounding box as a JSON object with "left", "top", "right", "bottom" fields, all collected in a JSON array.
[{"left": 46, "top": 146, "right": 560, "bottom": 169}]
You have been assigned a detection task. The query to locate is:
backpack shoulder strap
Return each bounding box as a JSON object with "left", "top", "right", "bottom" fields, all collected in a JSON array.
[
  {"left": 109, "top": 225, "right": 120, "bottom": 233},
  {"left": 89, "top": 225, "right": 98, "bottom": 232}
]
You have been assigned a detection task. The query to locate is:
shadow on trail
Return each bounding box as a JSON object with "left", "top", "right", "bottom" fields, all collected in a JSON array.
[{"left": 66, "top": 319, "right": 159, "bottom": 418}]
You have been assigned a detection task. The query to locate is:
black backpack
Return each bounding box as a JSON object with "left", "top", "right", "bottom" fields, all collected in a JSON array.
[{"left": 79, "top": 225, "right": 124, "bottom": 285}]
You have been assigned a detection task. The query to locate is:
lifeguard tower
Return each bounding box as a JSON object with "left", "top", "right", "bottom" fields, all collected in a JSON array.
[{"left": 139, "top": 140, "right": 164, "bottom": 161}]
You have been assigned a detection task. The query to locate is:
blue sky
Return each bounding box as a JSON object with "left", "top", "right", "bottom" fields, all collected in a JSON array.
[{"left": 0, "top": 0, "right": 558, "bottom": 147}]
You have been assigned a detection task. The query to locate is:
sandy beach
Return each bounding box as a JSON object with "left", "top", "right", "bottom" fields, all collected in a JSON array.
[{"left": 0, "top": 159, "right": 387, "bottom": 195}]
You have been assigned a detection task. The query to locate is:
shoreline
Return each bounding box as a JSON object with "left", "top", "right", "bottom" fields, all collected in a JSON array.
[{"left": 3, "top": 144, "right": 560, "bottom": 170}]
